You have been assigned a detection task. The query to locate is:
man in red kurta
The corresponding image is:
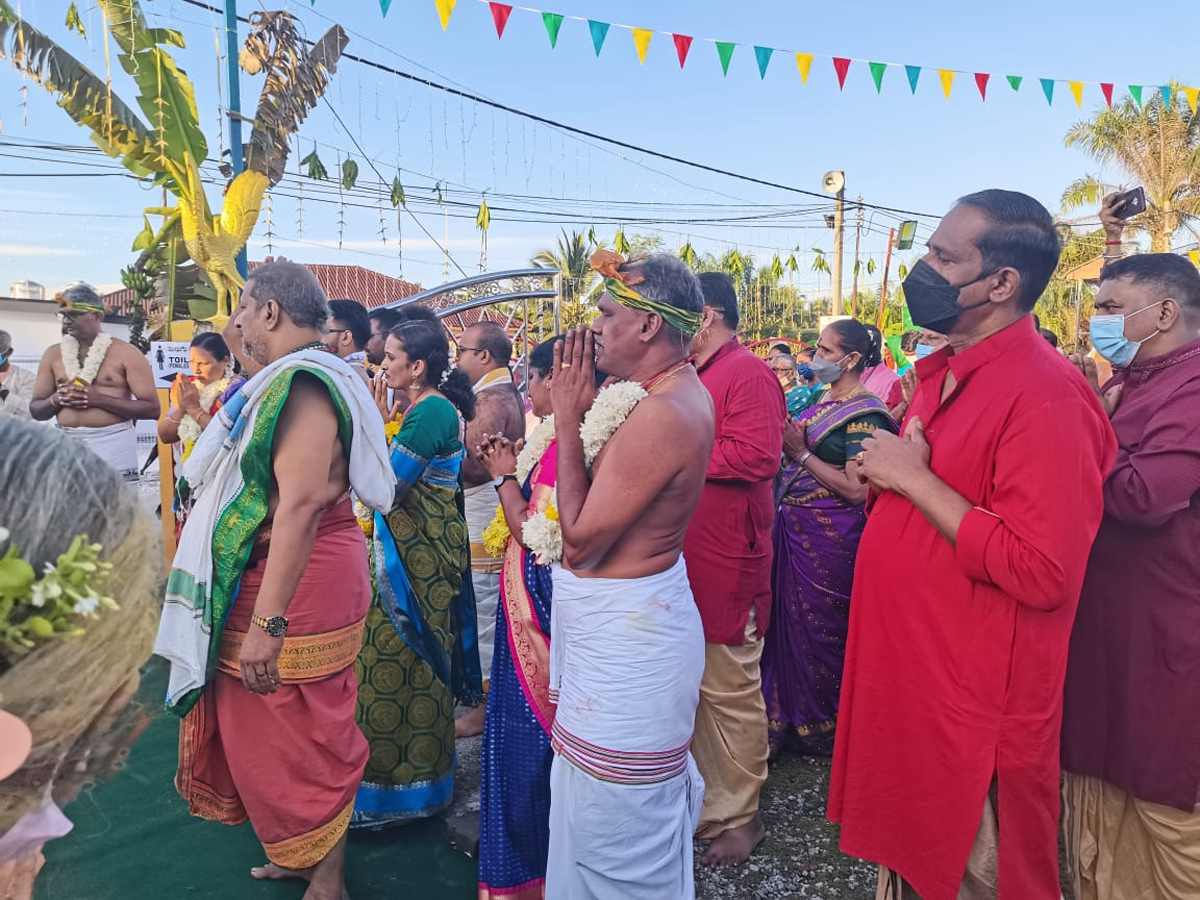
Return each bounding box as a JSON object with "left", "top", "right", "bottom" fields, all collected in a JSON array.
[
  {"left": 830, "top": 191, "right": 1116, "bottom": 900},
  {"left": 685, "top": 272, "right": 787, "bottom": 866}
]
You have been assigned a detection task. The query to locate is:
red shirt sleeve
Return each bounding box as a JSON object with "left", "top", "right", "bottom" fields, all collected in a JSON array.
[
  {"left": 1104, "top": 383, "right": 1200, "bottom": 528},
  {"left": 706, "top": 364, "right": 787, "bottom": 483},
  {"left": 955, "top": 395, "right": 1113, "bottom": 611}
]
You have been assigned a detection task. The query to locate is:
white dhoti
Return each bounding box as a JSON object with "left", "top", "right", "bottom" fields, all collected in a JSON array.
[
  {"left": 547, "top": 557, "right": 706, "bottom": 900},
  {"left": 464, "top": 481, "right": 501, "bottom": 685},
  {"left": 58, "top": 421, "right": 139, "bottom": 482}
]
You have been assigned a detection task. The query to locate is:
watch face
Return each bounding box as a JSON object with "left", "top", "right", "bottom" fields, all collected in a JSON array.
[{"left": 265, "top": 616, "right": 288, "bottom": 637}]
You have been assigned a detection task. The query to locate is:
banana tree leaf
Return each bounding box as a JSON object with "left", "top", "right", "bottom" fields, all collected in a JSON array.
[
  {"left": 476, "top": 198, "right": 490, "bottom": 232},
  {"left": 390, "top": 175, "right": 405, "bottom": 207},
  {"left": 300, "top": 147, "right": 327, "bottom": 180},
  {"left": 341, "top": 158, "right": 358, "bottom": 191},
  {"left": 65, "top": 2, "right": 86, "bottom": 37}
]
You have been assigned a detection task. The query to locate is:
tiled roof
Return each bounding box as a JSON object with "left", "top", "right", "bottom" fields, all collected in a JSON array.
[{"left": 101, "top": 262, "right": 423, "bottom": 315}]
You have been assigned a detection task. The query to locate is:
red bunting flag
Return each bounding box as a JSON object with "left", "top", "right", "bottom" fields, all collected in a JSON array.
[
  {"left": 975, "top": 72, "right": 990, "bottom": 100},
  {"left": 833, "top": 57, "right": 852, "bottom": 90},
  {"left": 488, "top": 2, "right": 512, "bottom": 39},
  {"left": 673, "top": 33, "right": 693, "bottom": 69},
  {"left": 1100, "top": 82, "right": 1114, "bottom": 106}
]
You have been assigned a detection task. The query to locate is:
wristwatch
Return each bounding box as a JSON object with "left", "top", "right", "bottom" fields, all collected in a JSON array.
[
  {"left": 251, "top": 613, "right": 289, "bottom": 637},
  {"left": 492, "top": 473, "right": 519, "bottom": 489}
]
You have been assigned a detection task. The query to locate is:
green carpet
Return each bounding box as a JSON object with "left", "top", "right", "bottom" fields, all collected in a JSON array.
[{"left": 34, "top": 660, "right": 477, "bottom": 900}]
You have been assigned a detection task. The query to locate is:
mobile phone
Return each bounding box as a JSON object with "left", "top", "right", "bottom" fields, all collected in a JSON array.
[{"left": 1111, "top": 186, "right": 1146, "bottom": 220}]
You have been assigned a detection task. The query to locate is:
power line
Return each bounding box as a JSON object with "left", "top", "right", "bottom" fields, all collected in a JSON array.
[{"left": 175, "top": 0, "right": 940, "bottom": 221}]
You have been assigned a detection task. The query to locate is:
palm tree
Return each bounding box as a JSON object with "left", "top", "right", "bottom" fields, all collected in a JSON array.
[
  {"left": 1062, "top": 83, "right": 1200, "bottom": 251},
  {"left": 531, "top": 229, "right": 604, "bottom": 327}
]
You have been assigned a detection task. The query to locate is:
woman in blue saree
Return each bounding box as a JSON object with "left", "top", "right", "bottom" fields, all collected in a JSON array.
[
  {"left": 353, "top": 316, "right": 483, "bottom": 827},
  {"left": 761, "top": 319, "right": 898, "bottom": 757}
]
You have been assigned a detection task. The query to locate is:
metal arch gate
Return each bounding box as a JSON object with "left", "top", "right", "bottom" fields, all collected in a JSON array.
[{"left": 381, "top": 267, "right": 561, "bottom": 388}]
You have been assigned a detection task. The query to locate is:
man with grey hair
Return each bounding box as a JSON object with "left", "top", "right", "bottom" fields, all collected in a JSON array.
[
  {"left": 0, "top": 330, "right": 36, "bottom": 420},
  {"left": 29, "top": 284, "right": 159, "bottom": 480},
  {"left": 545, "top": 250, "right": 714, "bottom": 898},
  {"left": 453, "top": 318, "right": 525, "bottom": 738},
  {"left": 154, "top": 260, "right": 395, "bottom": 900}
]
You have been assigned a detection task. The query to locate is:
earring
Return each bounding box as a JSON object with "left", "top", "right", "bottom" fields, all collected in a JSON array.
[{"left": 410, "top": 377, "right": 421, "bottom": 390}]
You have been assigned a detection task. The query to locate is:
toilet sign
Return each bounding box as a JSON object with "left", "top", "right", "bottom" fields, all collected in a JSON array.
[{"left": 149, "top": 341, "right": 191, "bottom": 388}]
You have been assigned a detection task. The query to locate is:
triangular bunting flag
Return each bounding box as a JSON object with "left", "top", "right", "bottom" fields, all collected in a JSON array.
[
  {"left": 716, "top": 42, "right": 736, "bottom": 76},
  {"left": 938, "top": 69, "right": 955, "bottom": 100},
  {"left": 869, "top": 62, "right": 887, "bottom": 93},
  {"left": 755, "top": 46, "right": 774, "bottom": 80},
  {"left": 833, "top": 57, "right": 852, "bottom": 89},
  {"left": 1129, "top": 85, "right": 1143, "bottom": 108},
  {"left": 542, "top": 12, "right": 564, "bottom": 48},
  {"left": 1189, "top": 250, "right": 1200, "bottom": 268},
  {"left": 1007, "top": 75, "right": 1023, "bottom": 91},
  {"left": 905, "top": 65, "right": 921, "bottom": 94},
  {"left": 1068, "top": 81, "right": 1084, "bottom": 107},
  {"left": 488, "top": 2, "right": 512, "bottom": 39},
  {"left": 1185, "top": 87, "right": 1199, "bottom": 115},
  {"left": 588, "top": 20, "right": 609, "bottom": 56},
  {"left": 975, "top": 72, "right": 990, "bottom": 100},
  {"left": 796, "top": 53, "right": 814, "bottom": 84},
  {"left": 380, "top": 0, "right": 393, "bottom": 15},
  {"left": 673, "top": 34, "right": 693, "bottom": 69},
  {"left": 632, "top": 28, "right": 652, "bottom": 65},
  {"left": 1160, "top": 85, "right": 1173, "bottom": 110},
  {"left": 435, "top": 0, "right": 456, "bottom": 30},
  {"left": 1100, "top": 83, "right": 1114, "bottom": 107},
  {"left": 1040, "top": 78, "right": 1055, "bottom": 106}
]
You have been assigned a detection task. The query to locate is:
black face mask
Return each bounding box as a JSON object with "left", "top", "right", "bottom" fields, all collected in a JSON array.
[{"left": 902, "top": 259, "right": 997, "bottom": 334}]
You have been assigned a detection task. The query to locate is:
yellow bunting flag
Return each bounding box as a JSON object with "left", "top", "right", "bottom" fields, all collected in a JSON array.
[
  {"left": 1068, "top": 81, "right": 1084, "bottom": 107},
  {"left": 435, "top": 0, "right": 456, "bottom": 30},
  {"left": 938, "top": 69, "right": 955, "bottom": 100},
  {"left": 1185, "top": 87, "right": 1200, "bottom": 115},
  {"left": 632, "top": 27, "right": 653, "bottom": 65},
  {"left": 796, "top": 52, "right": 814, "bottom": 85},
  {"left": 1189, "top": 250, "right": 1200, "bottom": 268}
]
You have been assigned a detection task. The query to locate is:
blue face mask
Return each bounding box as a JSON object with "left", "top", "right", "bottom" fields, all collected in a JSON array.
[
  {"left": 914, "top": 343, "right": 935, "bottom": 361},
  {"left": 1089, "top": 303, "right": 1161, "bottom": 367}
]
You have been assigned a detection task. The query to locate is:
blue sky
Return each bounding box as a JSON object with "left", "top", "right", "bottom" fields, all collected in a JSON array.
[{"left": 1, "top": 0, "right": 1195, "bottom": 297}]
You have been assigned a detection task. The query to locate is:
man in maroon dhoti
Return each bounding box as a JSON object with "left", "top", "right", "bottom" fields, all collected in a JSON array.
[
  {"left": 831, "top": 190, "right": 1116, "bottom": 899},
  {"left": 1061, "top": 248, "right": 1200, "bottom": 900},
  {"left": 685, "top": 272, "right": 786, "bottom": 865}
]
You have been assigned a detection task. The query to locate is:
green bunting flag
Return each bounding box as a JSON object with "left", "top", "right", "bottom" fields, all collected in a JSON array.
[
  {"left": 588, "top": 20, "right": 609, "bottom": 56},
  {"left": 1040, "top": 78, "right": 1055, "bottom": 106},
  {"left": 755, "top": 46, "right": 774, "bottom": 79},
  {"left": 1129, "top": 85, "right": 1143, "bottom": 108},
  {"left": 1007, "top": 75, "right": 1023, "bottom": 91},
  {"left": 870, "top": 62, "right": 887, "bottom": 93},
  {"left": 379, "top": 0, "right": 393, "bottom": 14},
  {"left": 905, "top": 65, "right": 921, "bottom": 94},
  {"left": 542, "top": 11, "right": 564, "bottom": 47},
  {"left": 716, "top": 41, "right": 736, "bottom": 76}
]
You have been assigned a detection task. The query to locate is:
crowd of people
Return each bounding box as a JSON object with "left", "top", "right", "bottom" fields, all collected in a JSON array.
[{"left": 0, "top": 186, "right": 1197, "bottom": 900}]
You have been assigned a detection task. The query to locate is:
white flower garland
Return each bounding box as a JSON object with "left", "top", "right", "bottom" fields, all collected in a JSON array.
[
  {"left": 520, "top": 381, "right": 648, "bottom": 566},
  {"left": 515, "top": 414, "right": 556, "bottom": 484},
  {"left": 177, "top": 375, "right": 232, "bottom": 447},
  {"left": 61, "top": 332, "right": 113, "bottom": 385}
]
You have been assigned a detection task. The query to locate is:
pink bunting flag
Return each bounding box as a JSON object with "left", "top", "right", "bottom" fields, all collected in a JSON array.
[
  {"left": 673, "top": 33, "right": 693, "bottom": 69},
  {"left": 975, "top": 72, "right": 990, "bottom": 100},
  {"left": 1100, "top": 83, "right": 1114, "bottom": 107},
  {"left": 833, "top": 57, "right": 852, "bottom": 90},
  {"left": 488, "top": 2, "right": 512, "bottom": 39}
]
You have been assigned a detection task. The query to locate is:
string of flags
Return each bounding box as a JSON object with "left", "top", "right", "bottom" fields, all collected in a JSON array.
[{"left": 407, "top": 0, "right": 1199, "bottom": 113}]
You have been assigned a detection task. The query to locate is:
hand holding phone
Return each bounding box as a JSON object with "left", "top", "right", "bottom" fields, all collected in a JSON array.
[{"left": 1109, "top": 186, "right": 1146, "bottom": 221}]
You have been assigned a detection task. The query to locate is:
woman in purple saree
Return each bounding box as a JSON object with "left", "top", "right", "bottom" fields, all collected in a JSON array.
[{"left": 761, "top": 320, "right": 898, "bottom": 756}]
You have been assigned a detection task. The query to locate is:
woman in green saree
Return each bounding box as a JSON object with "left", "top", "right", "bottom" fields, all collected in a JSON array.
[{"left": 353, "top": 314, "right": 483, "bottom": 827}]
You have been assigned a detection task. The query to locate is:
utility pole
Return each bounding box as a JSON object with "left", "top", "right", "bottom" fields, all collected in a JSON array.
[
  {"left": 850, "top": 196, "right": 863, "bottom": 316},
  {"left": 832, "top": 188, "right": 845, "bottom": 315},
  {"left": 876, "top": 228, "right": 896, "bottom": 330},
  {"left": 224, "top": 0, "right": 247, "bottom": 279}
]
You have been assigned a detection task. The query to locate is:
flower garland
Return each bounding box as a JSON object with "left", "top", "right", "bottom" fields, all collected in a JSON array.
[
  {"left": 482, "top": 507, "right": 511, "bottom": 558},
  {"left": 521, "top": 382, "right": 648, "bottom": 566},
  {"left": 177, "top": 374, "right": 232, "bottom": 454},
  {"left": 60, "top": 332, "right": 113, "bottom": 385},
  {"left": 0, "top": 529, "right": 117, "bottom": 661},
  {"left": 482, "top": 415, "right": 556, "bottom": 558}
]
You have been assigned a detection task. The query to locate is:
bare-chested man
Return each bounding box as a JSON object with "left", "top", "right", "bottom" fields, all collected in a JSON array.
[
  {"left": 545, "top": 251, "right": 715, "bottom": 899},
  {"left": 453, "top": 320, "right": 526, "bottom": 738},
  {"left": 153, "top": 262, "right": 394, "bottom": 900},
  {"left": 29, "top": 285, "right": 159, "bottom": 480}
]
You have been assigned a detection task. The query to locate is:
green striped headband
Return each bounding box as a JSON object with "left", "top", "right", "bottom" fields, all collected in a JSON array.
[{"left": 602, "top": 277, "right": 703, "bottom": 335}]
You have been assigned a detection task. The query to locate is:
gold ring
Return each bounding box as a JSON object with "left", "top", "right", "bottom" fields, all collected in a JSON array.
[
  {"left": 854, "top": 452, "right": 865, "bottom": 464},
  {"left": 561, "top": 362, "right": 572, "bottom": 369}
]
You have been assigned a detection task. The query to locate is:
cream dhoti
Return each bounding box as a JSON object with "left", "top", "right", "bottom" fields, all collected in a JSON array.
[
  {"left": 464, "top": 482, "right": 501, "bottom": 683},
  {"left": 58, "top": 421, "right": 139, "bottom": 482},
  {"left": 547, "top": 558, "right": 706, "bottom": 900}
]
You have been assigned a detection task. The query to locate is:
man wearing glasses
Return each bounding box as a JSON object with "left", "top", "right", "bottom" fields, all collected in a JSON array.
[
  {"left": 29, "top": 285, "right": 159, "bottom": 480},
  {"left": 453, "top": 320, "right": 526, "bottom": 739},
  {"left": 0, "top": 330, "right": 36, "bottom": 420}
]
